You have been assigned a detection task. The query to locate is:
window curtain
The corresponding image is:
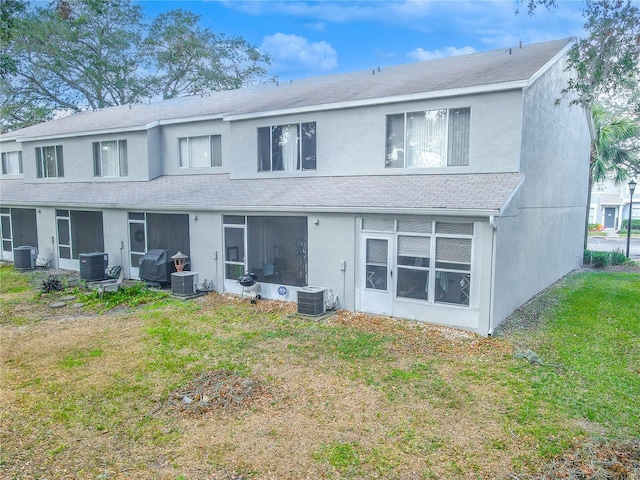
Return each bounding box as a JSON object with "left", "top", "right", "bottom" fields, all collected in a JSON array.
[
  {"left": 407, "top": 110, "right": 447, "bottom": 167},
  {"left": 398, "top": 235, "right": 430, "bottom": 260},
  {"left": 386, "top": 114, "right": 405, "bottom": 167},
  {"left": 447, "top": 108, "right": 470, "bottom": 166},
  {"left": 367, "top": 239, "right": 388, "bottom": 264},
  {"left": 118, "top": 140, "right": 128, "bottom": 175},
  {"left": 278, "top": 124, "right": 299, "bottom": 171},
  {"left": 1, "top": 152, "right": 21, "bottom": 174},
  {"left": 178, "top": 138, "right": 189, "bottom": 168},
  {"left": 100, "top": 141, "right": 118, "bottom": 177},
  {"left": 210, "top": 135, "right": 222, "bottom": 167},
  {"left": 436, "top": 237, "right": 472, "bottom": 267},
  {"left": 190, "top": 136, "right": 210, "bottom": 168},
  {"left": 44, "top": 146, "right": 57, "bottom": 177},
  {"left": 301, "top": 123, "right": 316, "bottom": 170},
  {"left": 257, "top": 128, "right": 271, "bottom": 171}
]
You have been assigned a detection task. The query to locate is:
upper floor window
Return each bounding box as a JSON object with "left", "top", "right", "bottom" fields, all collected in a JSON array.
[
  {"left": 179, "top": 135, "right": 222, "bottom": 168},
  {"left": 35, "top": 145, "right": 64, "bottom": 178},
  {"left": 1, "top": 151, "right": 22, "bottom": 175},
  {"left": 93, "top": 140, "right": 128, "bottom": 177},
  {"left": 386, "top": 108, "right": 470, "bottom": 168},
  {"left": 258, "top": 122, "right": 316, "bottom": 172}
]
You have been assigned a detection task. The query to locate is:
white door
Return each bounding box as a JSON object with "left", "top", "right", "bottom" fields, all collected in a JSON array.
[
  {"left": 359, "top": 234, "right": 393, "bottom": 315},
  {"left": 56, "top": 210, "right": 77, "bottom": 270},
  {"left": 1, "top": 209, "right": 13, "bottom": 261},
  {"left": 128, "top": 216, "right": 146, "bottom": 280},
  {"left": 223, "top": 223, "right": 246, "bottom": 294}
]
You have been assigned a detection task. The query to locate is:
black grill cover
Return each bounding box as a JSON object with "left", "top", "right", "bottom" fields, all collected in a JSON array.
[{"left": 139, "top": 249, "right": 174, "bottom": 283}]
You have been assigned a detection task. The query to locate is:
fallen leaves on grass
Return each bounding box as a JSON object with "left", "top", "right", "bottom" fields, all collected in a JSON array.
[
  {"left": 166, "top": 369, "right": 267, "bottom": 415},
  {"left": 520, "top": 440, "right": 640, "bottom": 479}
]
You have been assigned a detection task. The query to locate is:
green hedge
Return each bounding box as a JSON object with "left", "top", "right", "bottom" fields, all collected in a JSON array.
[
  {"left": 620, "top": 219, "right": 640, "bottom": 231},
  {"left": 584, "top": 249, "right": 629, "bottom": 268}
]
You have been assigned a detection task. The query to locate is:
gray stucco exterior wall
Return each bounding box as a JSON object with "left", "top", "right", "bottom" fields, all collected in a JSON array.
[{"left": 490, "top": 56, "right": 590, "bottom": 331}]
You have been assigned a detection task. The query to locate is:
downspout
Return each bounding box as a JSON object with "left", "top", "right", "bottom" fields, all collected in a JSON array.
[{"left": 487, "top": 215, "right": 498, "bottom": 336}]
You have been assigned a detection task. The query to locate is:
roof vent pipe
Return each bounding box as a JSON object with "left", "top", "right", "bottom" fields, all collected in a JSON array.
[
  {"left": 519, "top": 40, "right": 522, "bottom": 48},
  {"left": 509, "top": 47, "right": 512, "bottom": 55}
]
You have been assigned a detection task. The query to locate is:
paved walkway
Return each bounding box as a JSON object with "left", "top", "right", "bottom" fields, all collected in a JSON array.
[{"left": 587, "top": 229, "right": 640, "bottom": 260}]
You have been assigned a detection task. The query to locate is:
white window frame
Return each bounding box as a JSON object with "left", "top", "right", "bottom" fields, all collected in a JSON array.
[
  {"left": 362, "top": 218, "right": 473, "bottom": 307},
  {"left": 93, "top": 140, "right": 128, "bottom": 177},
  {"left": 385, "top": 107, "right": 470, "bottom": 169},
  {"left": 257, "top": 122, "right": 317, "bottom": 172},
  {"left": 1, "top": 151, "right": 23, "bottom": 175},
  {"left": 178, "top": 135, "right": 222, "bottom": 168},
  {"left": 35, "top": 145, "right": 64, "bottom": 178}
]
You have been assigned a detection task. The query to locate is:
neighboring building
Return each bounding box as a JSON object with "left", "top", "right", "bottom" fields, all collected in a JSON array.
[
  {"left": 0, "top": 38, "right": 590, "bottom": 335},
  {"left": 590, "top": 179, "right": 639, "bottom": 230}
]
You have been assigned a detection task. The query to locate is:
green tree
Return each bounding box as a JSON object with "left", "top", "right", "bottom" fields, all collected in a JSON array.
[
  {"left": 145, "top": 9, "right": 272, "bottom": 100},
  {"left": 521, "top": 1, "right": 640, "bottom": 245},
  {"left": 521, "top": 0, "right": 640, "bottom": 114},
  {"left": 586, "top": 104, "right": 639, "bottom": 245},
  {"left": 591, "top": 104, "right": 639, "bottom": 184},
  {"left": 0, "top": 0, "right": 272, "bottom": 132}
]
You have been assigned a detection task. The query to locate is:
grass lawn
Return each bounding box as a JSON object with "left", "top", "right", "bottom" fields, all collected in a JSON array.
[{"left": 1, "top": 264, "right": 638, "bottom": 479}]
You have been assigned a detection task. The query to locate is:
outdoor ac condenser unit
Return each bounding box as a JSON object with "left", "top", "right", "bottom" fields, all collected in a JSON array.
[
  {"left": 13, "top": 246, "right": 37, "bottom": 270},
  {"left": 79, "top": 253, "right": 108, "bottom": 281},
  {"left": 297, "top": 287, "right": 327, "bottom": 316},
  {"left": 171, "top": 271, "right": 198, "bottom": 296}
]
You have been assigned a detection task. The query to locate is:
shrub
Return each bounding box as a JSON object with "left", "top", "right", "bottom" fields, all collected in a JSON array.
[
  {"left": 620, "top": 219, "right": 640, "bottom": 231},
  {"left": 590, "top": 251, "right": 612, "bottom": 268},
  {"left": 41, "top": 275, "right": 63, "bottom": 293},
  {"left": 588, "top": 223, "right": 605, "bottom": 231},
  {"left": 610, "top": 249, "right": 629, "bottom": 265}
]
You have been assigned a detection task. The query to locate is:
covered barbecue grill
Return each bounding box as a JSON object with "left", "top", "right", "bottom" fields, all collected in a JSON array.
[
  {"left": 238, "top": 272, "right": 261, "bottom": 303},
  {"left": 139, "top": 249, "right": 176, "bottom": 285}
]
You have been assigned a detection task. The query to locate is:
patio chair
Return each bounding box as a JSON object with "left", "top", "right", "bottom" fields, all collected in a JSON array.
[{"left": 88, "top": 266, "right": 124, "bottom": 298}]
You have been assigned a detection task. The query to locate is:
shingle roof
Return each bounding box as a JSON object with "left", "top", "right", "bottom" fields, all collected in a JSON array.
[
  {"left": 599, "top": 194, "right": 623, "bottom": 205},
  {"left": 0, "top": 173, "right": 523, "bottom": 215},
  {"left": 1, "top": 38, "right": 572, "bottom": 141}
]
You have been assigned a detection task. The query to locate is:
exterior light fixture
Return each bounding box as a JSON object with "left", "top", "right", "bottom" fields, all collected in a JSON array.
[{"left": 626, "top": 179, "right": 636, "bottom": 258}]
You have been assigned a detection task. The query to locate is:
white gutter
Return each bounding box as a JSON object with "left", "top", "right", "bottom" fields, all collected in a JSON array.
[{"left": 0, "top": 200, "right": 501, "bottom": 218}]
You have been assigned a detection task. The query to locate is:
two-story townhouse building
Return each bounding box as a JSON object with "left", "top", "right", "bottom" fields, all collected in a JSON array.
[
  {"left": 0, "top": 38, "right": 590, "bottom": 335},
  {"left": 590, "top": 179, "right": 639, "bottom": 230}
]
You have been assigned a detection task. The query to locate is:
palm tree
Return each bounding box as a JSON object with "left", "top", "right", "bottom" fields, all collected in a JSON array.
[{"left": 584, "top": 104, "right": 639, "bottom": 248}]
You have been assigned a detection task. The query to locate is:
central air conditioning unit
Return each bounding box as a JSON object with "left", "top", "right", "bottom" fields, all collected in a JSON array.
[
  {"left": 79, "top": 252, "right": 108, "bottom": 281},
  {"left": 297, "top": 286, "right": 327, "bottom": 316},
  {"left": 13, "top": 246, "right": 37, "bottom": 270},
  {"left": 171, "top": 271, "right": 198, "bottom": 296}
]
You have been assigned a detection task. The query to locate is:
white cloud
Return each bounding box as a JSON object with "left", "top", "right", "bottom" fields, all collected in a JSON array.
[
  {"left": 303, "top": 21, "right": 327, "bottom": 33},
  {"left": 407, "top": 46, "right": 476, "bottom": 62},
  {"left": 261, "top": 33, "right": 338, "bottom": 74}
]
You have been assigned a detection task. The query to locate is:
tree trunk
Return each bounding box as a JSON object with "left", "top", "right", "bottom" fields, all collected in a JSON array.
[{"left": 584, "top": 145, "right": 596, "bottom": 251}]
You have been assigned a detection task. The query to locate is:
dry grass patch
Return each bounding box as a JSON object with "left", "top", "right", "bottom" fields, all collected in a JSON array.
[{"left": 2, "top": 267, "right": 637, "bottom": 479}]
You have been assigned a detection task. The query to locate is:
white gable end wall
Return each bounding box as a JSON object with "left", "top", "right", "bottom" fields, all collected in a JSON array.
[{"left": 490, "top": 55, "right": 590, "bottom": 332}]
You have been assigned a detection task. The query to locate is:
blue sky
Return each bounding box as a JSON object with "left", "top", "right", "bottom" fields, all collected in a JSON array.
[{"left": 137, "top": 0, "right": 586, "bottom": 81}]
